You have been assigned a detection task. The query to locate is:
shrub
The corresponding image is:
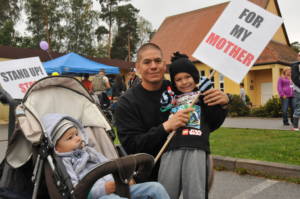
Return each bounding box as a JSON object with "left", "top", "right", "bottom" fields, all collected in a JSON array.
[
  {"left": 228, "top": 94, "right": 250, "bottom": 116},
  {"left": 264, "top": 96, "right": 282, "bottom": 117},
  {"left": 250, "top": 96, "right": 282, "bottom": 117}
]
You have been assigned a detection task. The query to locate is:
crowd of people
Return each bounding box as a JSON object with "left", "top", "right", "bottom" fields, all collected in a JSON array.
[
  {"left": 1, "top": 42, "right": 298, "bottom": 198},
  {"left": 80, "top": 67, "right": 141, "bottom": 109}
]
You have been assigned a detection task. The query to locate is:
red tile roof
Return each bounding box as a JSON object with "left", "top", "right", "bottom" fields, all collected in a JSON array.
[
  {"left": 151, "top": 0, "right": 297, "bottom": 66},
  {"left": 0, "top": 45, "right": 133, "bottom": 71}
]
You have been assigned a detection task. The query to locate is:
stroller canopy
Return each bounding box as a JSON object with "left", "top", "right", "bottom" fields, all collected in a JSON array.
[
  {"left": 7, "top": 76, "right": 117, "bottom": 168},
  {"left": 43, "top": 52, "right": 120, "bottom": 75}
]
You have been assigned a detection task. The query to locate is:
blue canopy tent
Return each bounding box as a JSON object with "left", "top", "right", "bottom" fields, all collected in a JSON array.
[{"left": 43, "top": 52, "right": 120, "bottom": 75}]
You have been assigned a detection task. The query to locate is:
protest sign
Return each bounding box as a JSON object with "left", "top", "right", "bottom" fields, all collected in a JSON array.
[
  {"left": 0, "top": 57, "right": 47, "bottom": 99},
  {"left": 192, "top": 0, "right": 282, "bottom": 83}
]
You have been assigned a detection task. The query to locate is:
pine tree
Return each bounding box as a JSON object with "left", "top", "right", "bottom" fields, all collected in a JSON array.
[
  {"left": 64, "top": 0, "right": 98, "bottom": 56},
  {"left": 0, "top": 0, "right": 20, "bottom": 46},
  {"left": 24, "top": 0, "right": 66, "bottom": 51},
  {"left": 111, "top": 3, "right": 139, "bottom": 60}
]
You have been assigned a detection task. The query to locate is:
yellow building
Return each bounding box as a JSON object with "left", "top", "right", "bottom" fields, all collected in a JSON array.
[{"left": 151, "top": 0, "right": 298, "bottom": 107}]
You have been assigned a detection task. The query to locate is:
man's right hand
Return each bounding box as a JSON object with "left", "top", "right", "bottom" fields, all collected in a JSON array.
[{"left": 163, "top": 107, "right": 194, "bottom": 132}]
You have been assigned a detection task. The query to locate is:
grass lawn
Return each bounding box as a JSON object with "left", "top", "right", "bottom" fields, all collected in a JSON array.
[{"left": 210, "top": 128, "right": 300, "bottom": 166}]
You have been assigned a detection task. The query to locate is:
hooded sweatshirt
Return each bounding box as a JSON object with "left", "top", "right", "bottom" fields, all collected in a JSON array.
[{"left": 41, "top": 113, "right": 114, "bottom": 198}]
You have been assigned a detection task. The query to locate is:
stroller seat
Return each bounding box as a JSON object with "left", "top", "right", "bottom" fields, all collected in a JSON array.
[{"left": 3, "top": 76, "right": 154, "bottom": 199}]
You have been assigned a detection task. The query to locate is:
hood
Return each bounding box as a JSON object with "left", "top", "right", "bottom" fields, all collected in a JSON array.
[{"left": 41, "top": 113, "right": 88, "bottom": 147}]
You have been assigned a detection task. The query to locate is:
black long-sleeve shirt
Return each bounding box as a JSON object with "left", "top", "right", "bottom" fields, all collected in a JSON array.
[
  {"left": 115, "top": 81, "right": 170, "bottom": 180},
  {"left": 166, "top": 92, "right": 227, "bottom": 152}
]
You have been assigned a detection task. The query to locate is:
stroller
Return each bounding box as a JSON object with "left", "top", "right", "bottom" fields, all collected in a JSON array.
[{"left": 0, "top": 76, "right": 154, "bottom": 199}]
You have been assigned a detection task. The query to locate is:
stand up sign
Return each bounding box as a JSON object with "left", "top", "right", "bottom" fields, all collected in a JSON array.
[
  {"left": 192, "top": 0, "right": 282, "bottom": 83},
  {"left": 0, "top": 57, "right": 47, "bottom": 99}
]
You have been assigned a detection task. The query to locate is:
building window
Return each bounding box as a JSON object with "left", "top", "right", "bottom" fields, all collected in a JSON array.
[
  {"left": 200, "top": 70, "right": 205, "bottom": 77},
  {"left": 219, "top": 73, "right": 224, "bottom": 91},
  {"left": 210, "top": 70, "right": 215, "bottom": 88}
]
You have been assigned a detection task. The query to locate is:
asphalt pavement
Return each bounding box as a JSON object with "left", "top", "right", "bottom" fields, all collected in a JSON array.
[
  {"left": 209, "top": 170, "right": 300, "bottom": 199},
  {"left": 222, "top": 116, "right": 293, "bottom": 130}
]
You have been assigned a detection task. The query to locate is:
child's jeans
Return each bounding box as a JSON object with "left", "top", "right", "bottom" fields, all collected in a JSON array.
[{"left": 100, "top": 182, "right": 170, "bottom": 199}]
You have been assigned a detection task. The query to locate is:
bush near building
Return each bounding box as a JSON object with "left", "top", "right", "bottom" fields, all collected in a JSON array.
[{"left": 228, "top": 95, "right": 282, "bottom": 117}]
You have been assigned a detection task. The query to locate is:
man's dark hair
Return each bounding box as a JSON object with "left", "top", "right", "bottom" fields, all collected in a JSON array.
[{"left": 136, "top": 43, "right": 163, "bottom": 62}]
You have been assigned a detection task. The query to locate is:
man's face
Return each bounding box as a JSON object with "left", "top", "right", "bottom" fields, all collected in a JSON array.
[
  {"left": 136, "top": 48, "right": 166, "bottom": 86},
  {"left": 55, "top": 127, "right": 82, "bottom": 153}
]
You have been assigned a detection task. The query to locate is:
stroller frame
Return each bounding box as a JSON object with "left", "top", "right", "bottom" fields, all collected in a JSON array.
[{"left": 3, "top": 76, "right": 154, "bottom": 199}]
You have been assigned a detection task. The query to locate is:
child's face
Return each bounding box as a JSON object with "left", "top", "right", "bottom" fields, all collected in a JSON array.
[
  {"left": 55, "top": 127, "right": 83, "bottom": 153},
  {"left": 174, "top": 72, "right": 196, "bottom": 93}
]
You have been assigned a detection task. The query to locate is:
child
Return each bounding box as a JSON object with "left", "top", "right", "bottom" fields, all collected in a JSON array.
[
  {"left": 41, "top": 113, "right": 170, "bottom": 199},
  {"left": 158, "top": 52, "right": 227, "bottom": 199}
]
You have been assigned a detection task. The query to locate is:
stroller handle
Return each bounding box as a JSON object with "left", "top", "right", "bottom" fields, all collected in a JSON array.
[{"left": 73, "top": 153, "right": 154, "bottom": 199}]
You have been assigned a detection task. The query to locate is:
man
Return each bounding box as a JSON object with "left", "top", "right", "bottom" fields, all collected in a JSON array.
[
  {"left": 239, "top": 83, "right": 246, "bottom": 104},
  {"left": 127, "top": 67, "right": 141, "bottom": 89},
  {"left": 92, "top": 69, "right": 111, "bottom": 108},
  {"left": 115, "top": 43, "right": 229, "bottom": 180},
  {"left": 291, "top": 52, "right": 300, "bottom": 130},
  {"left": 92, "top": 69, "right": 111, "bottom": 93}
]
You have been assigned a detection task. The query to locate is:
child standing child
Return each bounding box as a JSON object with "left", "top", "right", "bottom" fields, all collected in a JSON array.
[
  {"left": 158, "top": 52, "right": 227, "bottom": 199},
  {"left": 41, "top": 113, "right": 170, "bottom": 199}
]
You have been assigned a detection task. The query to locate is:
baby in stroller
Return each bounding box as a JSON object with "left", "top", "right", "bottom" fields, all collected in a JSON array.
[{"left": 42, "top": 113, "right": 170, "bottom": 199}]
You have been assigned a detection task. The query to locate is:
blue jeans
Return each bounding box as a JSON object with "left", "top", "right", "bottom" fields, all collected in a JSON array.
[
  {"left": 100, "top": 182, "right": 170, "bottom": 199},
  {"left": 281, "top": 97, "right": 295, "bottom": 124},
  {"left": 293, "top": 91, "right": 300, "bottom": 118}
]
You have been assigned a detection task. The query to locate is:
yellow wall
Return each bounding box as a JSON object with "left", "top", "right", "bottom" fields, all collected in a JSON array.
[
  {"left": 267, "top": 0, "right": 288, "bottom": 45},
  {"left": 0, "top": 104, "right": 9, "bottom": 122},
  {"left": 194, "top": 62, "right": 285, "bottom": 106}
]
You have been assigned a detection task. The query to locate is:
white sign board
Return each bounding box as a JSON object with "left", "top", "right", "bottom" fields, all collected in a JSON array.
[
  {"left": 192, "top": 0, "right": 282, "bottom": 83},
  {"left": 0, "top": 57, "right": 47, "bottom": 99}
]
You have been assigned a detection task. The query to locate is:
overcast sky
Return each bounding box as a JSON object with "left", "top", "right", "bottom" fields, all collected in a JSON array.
[{"left": 129, "top": 0, "right": 300, "bottom": 43}]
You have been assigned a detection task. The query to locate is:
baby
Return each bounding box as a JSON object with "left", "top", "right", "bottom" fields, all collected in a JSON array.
[{"left": 42, "top": 113, "right": 170, "bottom": 199}]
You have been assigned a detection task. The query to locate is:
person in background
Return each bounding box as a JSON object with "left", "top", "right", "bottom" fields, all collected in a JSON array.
[
  {"left": 92, "top": 69, "right": 111, "bottom": 94},
  {"left": 81, "top": 73, "right": 92, "bottom": 93},
  {"left": 291, "top": 52, "right": 300, "bottom": 130},
  {"left": 115, "top": 43, "right": 230, "bottom": 180},
  {"left": 127, "top": 68, "right": 141, "bottom": 89},
  {"left": 92, "top": 69, "right": 111, "bottom": 108},
  {"left": 277, "top": 67, "right": 294, "bottom": 126},
  {"left": 112, "top": 74, "right": 126, "bottom": 99},
  {"left": 239, "top": 83, "right": 246, "bottom": 104}
]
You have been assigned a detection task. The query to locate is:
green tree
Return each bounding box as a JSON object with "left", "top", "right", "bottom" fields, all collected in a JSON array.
[
  {"left": 136, "top": 16, "right": 153, "bottom": 49},
  {"left": 111, "top": 4, "right": 139, "bottom": 60},
  {"left": 0, "top": 0, "right": 20, "bottom": 46},
  {"left": 98, "top": 0, "right": 129, "bottom": 57},
  {"left": 24, "top": 0, "right": 66, "bottom": 52},
  {"left": 291, "top": 41, "right": 300, "bottom": 53},
  {"left": 64, "top": 0, "right": 98, "bottom": 56}
]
